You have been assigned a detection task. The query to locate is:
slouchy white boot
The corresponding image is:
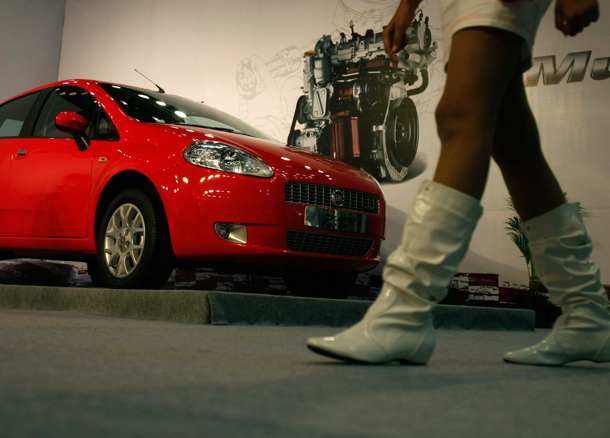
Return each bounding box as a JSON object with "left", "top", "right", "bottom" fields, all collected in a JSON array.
[
  {"left": 504, "top": 203, "right": 610, "bottom": 366},
  {"left": 307, "top": 180, "right": 483, "bottom": 364}
]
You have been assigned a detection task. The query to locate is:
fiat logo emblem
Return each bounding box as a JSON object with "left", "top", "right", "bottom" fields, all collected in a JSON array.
[{"left": 332, "top": 190, "right": 345, "bottom": 207}]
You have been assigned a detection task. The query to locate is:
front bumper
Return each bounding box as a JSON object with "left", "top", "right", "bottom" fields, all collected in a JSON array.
[{"left": 152, "top": 163, "right": 385, "bottom": 272}]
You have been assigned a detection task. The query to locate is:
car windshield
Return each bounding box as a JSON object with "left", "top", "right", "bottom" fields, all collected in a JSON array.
[{"left": 99, "top": 83, "right": 274, "bottom": 141}]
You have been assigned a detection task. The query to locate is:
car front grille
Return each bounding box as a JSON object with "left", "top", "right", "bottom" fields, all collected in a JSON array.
[
  {"left": 285, "top": 182, "right": 380, "bottom": 215},
  {"left": 286, "top": 230, "right": 374, "bottom": 258}
]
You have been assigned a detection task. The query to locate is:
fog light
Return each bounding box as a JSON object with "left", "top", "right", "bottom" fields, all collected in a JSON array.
[
  {"left": 215, "top": 223, "right": 231, "bottom": 240},
  {"left": 214, "top": 223, "right": 247, "bottom": 244}
]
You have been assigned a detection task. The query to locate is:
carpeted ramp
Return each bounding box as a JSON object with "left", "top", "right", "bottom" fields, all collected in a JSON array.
[{"left": 0, "top": 285, "right": 535, "bottom": 330}]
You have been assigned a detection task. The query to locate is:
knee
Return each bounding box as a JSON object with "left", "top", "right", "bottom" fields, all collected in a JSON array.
[
  {"left": 492, "top": 147, "right": 518, "bottom": 172},
  {"left": 434, "top": 98, "right": 462, "bottom": 141},
  {"left": 492, "top": 142, "right": 544, "bottom": 173},
  {"left": 434, "top": 97, "right": 492, "bottom": 143},
  {"left": 492, "top": 122, "right": 543, "bottom": 172}
]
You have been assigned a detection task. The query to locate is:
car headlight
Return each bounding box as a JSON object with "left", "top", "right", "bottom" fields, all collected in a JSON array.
[{"left": 184, "top": 141, "right": 274, "bottom": 178}]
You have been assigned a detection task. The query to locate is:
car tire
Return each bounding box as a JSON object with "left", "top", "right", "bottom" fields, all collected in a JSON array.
[
  {"left": 90, "top": 187, "right": 174, "bottom": 289},
  {"left": 283, "top": 270, "right": 357, "bottom": 299}
]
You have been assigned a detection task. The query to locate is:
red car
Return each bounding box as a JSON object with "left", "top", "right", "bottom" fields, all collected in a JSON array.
[{"left": 0, "top": 80, "right": 385, "bottom": 296}]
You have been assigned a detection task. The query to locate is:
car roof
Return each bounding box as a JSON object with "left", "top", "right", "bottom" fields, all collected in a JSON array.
[{"left": 1, "top": 79, "right": 158, "bottom": 105}]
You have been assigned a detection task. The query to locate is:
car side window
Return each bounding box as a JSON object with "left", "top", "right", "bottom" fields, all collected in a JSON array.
[
  {"left": 0, "top": 91, "right": 41, "bottom": 138},
  {"left": 33, "top": 86, "right": 99, "bottom": 139}
]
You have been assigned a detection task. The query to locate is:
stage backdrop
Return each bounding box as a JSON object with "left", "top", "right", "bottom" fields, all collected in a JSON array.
[
  {"left": 58, "top": 0, "right": 610, "bottom": 286},
  {"left": 0, "top": 0, "right": 65, "bottom": 103}
]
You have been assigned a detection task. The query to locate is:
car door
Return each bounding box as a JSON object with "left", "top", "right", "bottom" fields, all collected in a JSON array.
[
  {"left": 0, "top": 90, "right": 42, "bottom": 236},
  {"left": 8, "top": 85, "right": 100, "bottom": 238}
]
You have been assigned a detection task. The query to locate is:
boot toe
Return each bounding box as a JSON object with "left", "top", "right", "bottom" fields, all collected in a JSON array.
[
  {"left": 306, "top": 333, "right": 391, "bottom": 364},
  {"left": 504, "top": 333, "right": 572, "bottom": 366},
  {"left": 306, "top": 319, "right": 436, "bottom": 365}
]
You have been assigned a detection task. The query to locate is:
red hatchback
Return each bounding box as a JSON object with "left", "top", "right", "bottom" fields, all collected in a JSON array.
[{"left": 0, "top": 80, "right": 385, "bottom": 296}]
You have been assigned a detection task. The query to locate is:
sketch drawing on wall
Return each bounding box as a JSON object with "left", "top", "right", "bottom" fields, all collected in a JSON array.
[
  {"left": 235, "top": 0, "right": 441, "bottom": 182},
  {"left": 288, "top": 14, "right": 436, "bottom": 181}
]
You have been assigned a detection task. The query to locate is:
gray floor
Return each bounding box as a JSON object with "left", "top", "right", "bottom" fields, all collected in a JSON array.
[{"left": 1, "top": 309, "right": 609, "bottom": 438}]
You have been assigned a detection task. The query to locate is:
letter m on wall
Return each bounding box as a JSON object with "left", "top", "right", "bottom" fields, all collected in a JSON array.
[{"left": 525, "top": 51, "right": 591, "bottom": 87}]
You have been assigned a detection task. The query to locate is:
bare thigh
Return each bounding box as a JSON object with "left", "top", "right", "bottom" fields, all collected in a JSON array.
[
  {"left": 437, "top": 27, "right": 524, "bottom": 137},
  {"left": 433, "top": 27, "right": 525, "bottom": 198}
]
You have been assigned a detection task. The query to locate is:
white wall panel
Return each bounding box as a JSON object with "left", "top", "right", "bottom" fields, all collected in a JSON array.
[
  {"left": 58, "top": 0, "right": 610, "bottom": 285},
  {"left": 0, "top": 0, "right": 66, "bottom": 102}
]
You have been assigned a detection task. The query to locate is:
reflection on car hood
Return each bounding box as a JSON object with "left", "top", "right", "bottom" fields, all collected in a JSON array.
[{"left": 168, "top": 124, "right": 373, "bottom": 182}]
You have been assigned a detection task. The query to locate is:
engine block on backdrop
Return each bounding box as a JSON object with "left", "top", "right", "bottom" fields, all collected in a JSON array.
[{"left": 288, "top": 12, "right": 437, "bottom": 182}]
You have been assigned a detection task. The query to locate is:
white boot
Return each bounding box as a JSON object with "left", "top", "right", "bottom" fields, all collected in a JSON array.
[
  {"left": 504, "top": 203, "right": 610, "bottom": 366},
  {"left": 307, "top": 180, "right": 483, "bottom": 364}
]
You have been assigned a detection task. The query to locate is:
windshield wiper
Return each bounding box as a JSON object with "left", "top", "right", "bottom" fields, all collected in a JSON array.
[
  {"left": 178, "top": 123, "right": 255, "bottom": 137},
  {"left": 177, "top": 123, "right": 234, "bottom": 132},
  {"left": 201, "top": 126, "right": 237, "bottom": 133}
]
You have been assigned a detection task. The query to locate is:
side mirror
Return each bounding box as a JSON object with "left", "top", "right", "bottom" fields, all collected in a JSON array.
[
  {"left": 55, "top": 111, "right": 91, "bottom": 151},
  {"left": 55, "top": 111, "right": 89, "bottom": 134}
]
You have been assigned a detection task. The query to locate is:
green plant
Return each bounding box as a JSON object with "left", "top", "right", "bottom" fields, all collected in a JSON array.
[
  {"left": 505, "top": 195, "right": 586, "bottom": 296},
  {"left": 505, "top": 198, "right": 538, "bottom": 295}
]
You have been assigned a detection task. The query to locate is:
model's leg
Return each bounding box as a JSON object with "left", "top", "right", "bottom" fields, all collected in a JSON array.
[
  {"left": 493, "top": 73, "right": 610, "bottom": 366},
  {"left": 491, "top": 71, "right": 565, "bottom": 220},
  {"left": 306, "top": 27, "right": 524, "bottom": 364},
  {"left": 433, "top": 28, "right": 522, "bottom": 200}
]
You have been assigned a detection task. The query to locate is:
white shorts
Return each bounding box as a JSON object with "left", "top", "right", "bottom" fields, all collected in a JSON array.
[{"left": 439, "top": 0, "right": 553, "bottom": 70}]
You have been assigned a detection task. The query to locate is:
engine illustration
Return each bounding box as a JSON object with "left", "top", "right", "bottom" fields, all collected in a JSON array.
[{"left": 287, "top": 12, "right": 436, "bottom": 181}]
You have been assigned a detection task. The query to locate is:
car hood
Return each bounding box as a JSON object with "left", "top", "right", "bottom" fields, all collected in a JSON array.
[{"left": 152, "top": 124, "right": 374, "bottom": 182}]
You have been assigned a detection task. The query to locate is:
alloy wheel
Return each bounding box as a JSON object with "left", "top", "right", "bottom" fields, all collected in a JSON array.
[{"left": 103, "top": 203, "right": 146, "bottom": 278}]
